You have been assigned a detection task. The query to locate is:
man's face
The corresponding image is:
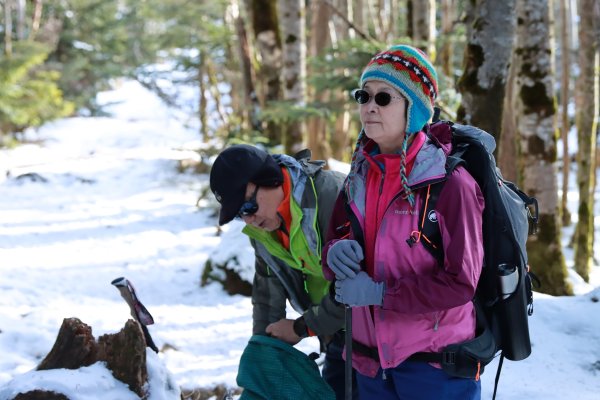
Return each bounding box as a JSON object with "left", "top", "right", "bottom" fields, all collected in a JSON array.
[{"left": 240, "top": 182, "right": 284, "bottom": 232}]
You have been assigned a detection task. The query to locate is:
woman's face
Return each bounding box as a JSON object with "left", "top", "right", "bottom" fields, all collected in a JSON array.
[{"left": 359, "top": 80, "right": 408, "bottom": 153}]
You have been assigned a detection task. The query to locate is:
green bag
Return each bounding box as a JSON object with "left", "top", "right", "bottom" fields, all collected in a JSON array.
[{"left": 237, "top": 335, "right": 335, "bottom": 400}]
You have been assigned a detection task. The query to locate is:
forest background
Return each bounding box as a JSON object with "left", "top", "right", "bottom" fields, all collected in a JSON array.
[{"left": 1, "top": 0, "right": 600, "bottom": 357}]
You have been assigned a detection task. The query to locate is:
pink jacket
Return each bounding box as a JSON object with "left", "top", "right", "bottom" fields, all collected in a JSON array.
[{"left": 323, "top": 131, "right": 484, "bottom": 377}]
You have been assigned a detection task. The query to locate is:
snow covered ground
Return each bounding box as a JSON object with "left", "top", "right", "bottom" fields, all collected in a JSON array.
[{"left": 0, "top": 80, "right": 599, "bottom": 399}]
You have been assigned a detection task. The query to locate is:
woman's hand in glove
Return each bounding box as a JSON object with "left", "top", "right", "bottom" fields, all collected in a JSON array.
[
  {"left": 334, "top": 271, "right": 385, "bottom": 307},
  {"left": 326, "top": 239, "right": 363, "bottom": 279}
]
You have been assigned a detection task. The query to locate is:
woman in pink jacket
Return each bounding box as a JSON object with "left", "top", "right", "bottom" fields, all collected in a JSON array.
[{"left": 322, "top": 45, "right": 484, "bottom": 399}]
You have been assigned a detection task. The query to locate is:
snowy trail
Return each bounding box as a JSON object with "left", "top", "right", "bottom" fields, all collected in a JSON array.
[{"left": 0, "top": 81, "right": 253, "bottom": 394}]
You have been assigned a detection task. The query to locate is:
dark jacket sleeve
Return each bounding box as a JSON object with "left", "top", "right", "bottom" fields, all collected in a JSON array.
[
  {"left": 321, "top": 190, "right": 352, "bottom": 282},
  {"left": 251, "top": 243, "right": 287, "bottom": 335},
  {"left": 302, "top": 286, "right": 345, "bottom": 335},
  {"left": 301, "top": 170, "right": 346, "bottom": 335}
]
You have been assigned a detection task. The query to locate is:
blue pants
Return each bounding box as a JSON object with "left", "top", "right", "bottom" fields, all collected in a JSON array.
[
  {"left": 322, "top": 332, "right": 359, "bottom": 400},
  {"left": 355, "top": 360, "right": 481, "bottom": 400}
]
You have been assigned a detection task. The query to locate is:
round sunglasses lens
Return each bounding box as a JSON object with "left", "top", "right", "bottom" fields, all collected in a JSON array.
[
  {"left": 239, "top": 202, "right": 258, "bottom": 217},
  {"left": 354, "top": 90, "right": 370, "bottom": 104},
  {"left": 374, "top": 92, "right": 392, "bottom": 106}
]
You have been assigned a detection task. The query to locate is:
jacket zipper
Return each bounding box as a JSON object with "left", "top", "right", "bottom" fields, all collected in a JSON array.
[{"left": 433, "top": 312, "right": 441, "bottom": 331}]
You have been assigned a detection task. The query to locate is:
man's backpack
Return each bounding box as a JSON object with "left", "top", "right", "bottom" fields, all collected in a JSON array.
[
  {"left": 410, "top": 120, "right": 539, "bottom": 399},
  {"left": 237, "top": 335, "right": 335, "bottom": 400}
]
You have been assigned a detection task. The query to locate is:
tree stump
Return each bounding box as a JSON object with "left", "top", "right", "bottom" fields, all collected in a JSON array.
[
  {"left": 11, "top": 317, "right": 150, "bottom": 399},
  {"left": 97, "top": 319, "right": 148, "bottom": 398},
  {"left": 201, "top": 258, "right": 252, "bottom": 296},
  {"left": 13, "top": 391, "right": 69, "bottom": 400},
  {"left": 37, "top": 317, "right": 98, "bottom": 370}
]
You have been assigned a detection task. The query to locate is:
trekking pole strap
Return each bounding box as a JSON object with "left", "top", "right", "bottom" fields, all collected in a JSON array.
[{"left": 493, "top": 353, "right": 504, "bottom": 400}]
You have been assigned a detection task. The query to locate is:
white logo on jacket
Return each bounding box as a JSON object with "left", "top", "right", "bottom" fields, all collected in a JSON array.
[
  {"left": 428, "top": 210, "right": 438, "bottom": 223},
  {"left": 394, "top": 209, "right": 418, "bottom": 215}
]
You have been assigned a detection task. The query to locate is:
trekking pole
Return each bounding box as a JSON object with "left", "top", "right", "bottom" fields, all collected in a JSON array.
[
  {"left": 345, "top": 305, "right": 353, "bottom": 400},
  {"left": 111, "top": 277, "right": 159, "bottom": 353}
]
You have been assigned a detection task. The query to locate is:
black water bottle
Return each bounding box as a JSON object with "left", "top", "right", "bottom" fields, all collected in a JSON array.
[
  {"left": 498, "top": 263, "right": 519, "bottom": 299},
  {"left": 498, "top": 263, "right": 532, "bottom": 361}
]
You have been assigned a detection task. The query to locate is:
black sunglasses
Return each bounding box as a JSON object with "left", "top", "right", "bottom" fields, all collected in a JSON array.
[
  {"left": 237, "top": 185, "right": 260, "bottom": 218},
  {"left": 353, "top": 89, "right": 403, "bottom": 107}
]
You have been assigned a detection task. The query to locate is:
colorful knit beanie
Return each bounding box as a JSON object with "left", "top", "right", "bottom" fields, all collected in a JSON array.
[{"left": 360, "top": 44, "right": 438, "bottom": 134}]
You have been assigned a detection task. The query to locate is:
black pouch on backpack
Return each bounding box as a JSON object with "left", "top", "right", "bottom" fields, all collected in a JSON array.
[
  {"left": 439, "top": 322, "right": 497, "bottom": 379},
  {"left": 410, "top": 301, "right": 498, "bottom": 379}
]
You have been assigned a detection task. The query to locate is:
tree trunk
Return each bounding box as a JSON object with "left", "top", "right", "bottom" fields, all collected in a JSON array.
[
  {"left": 387, "top": 0, "right": 399, "bottom": 40},
  {"left": 198, "top": 49, "right": 208, "bottom": 141},
  {"left": 29, "top": 0, "right": 44, "bottom": 41},
  {"left": 354, "top": 0, "right": 366, "bottom": 33},
  {"left": 406, "top": 0, "right": 413, "bottom": 39},
  {"left": 206, "top": 57, "right": 229, "bottom": 133},
  {"left": 223, "top": 37, "right": 244, "bottom": 142},
  {"left": 514, "top": 0, "right": 571, "bottom": 295},
  {"left": 456, "top": 0, "right": 516, "bottom": 139},
  {"left": 411, "top": 0, "right": 435, "bottom": 59},
  {"left": 333, "top": 0, "right": 349, "bottom": 41},
  {"left": 4, "top": 0, "right": 13, "bottom": 56},
  {"left": 233, "top": 0, "right": 261, "bottom": 132},
  {"left": 573, "top": 0, "right": 599, "bottom": 282},
  {"left": 499, "top": 51, "right": 519, "bottom": 183},
  {"left": 15, "top": 0, "right": 25, "bottom": 40},
  {"left": 330, "top": 0, "right": 351, "bottom": 161},
  {"left": 559, "top": 0, "right": 572, "bottom": 226},
  {"left": 439, "top": 0, "right": 455, "bottom": 77},
  {"left": 249, "top": 0, "right": 282, "bottom": 145},
  {"left": 306, "top": 0, "right": 332, "bottom": 161},
  {"left": 278, "top": 0, "right": 306, "bottom": 154},
  {"left": 368, "top": 0, "right": 384, "bottom": 39}
]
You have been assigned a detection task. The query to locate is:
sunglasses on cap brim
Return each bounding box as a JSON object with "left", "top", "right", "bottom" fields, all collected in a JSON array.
[{"left": 352, "top": 89, "right": 404, "bottom": 107}]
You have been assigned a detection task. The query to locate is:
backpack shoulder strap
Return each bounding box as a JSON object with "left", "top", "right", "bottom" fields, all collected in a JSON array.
[
  {"left": 418, "top": 182, "right": 445, "bottom": 265},
  {"left": 340, "top": 190, "right": 366, "bottom": 250},
  {"left": 417, "top": 155, "right": 465, "bottom": 264},
  {"left": 293, "top": 148, "right": 325, "bottom": 177}
]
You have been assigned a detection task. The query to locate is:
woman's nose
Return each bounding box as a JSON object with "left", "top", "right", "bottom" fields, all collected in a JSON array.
[{"left": 366, "top": 100, "right": 378, "bottom": 112}]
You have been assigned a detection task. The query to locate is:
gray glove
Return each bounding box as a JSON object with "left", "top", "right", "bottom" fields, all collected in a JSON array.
[
  {"left": 335, "top": 271, "right": 385, "bottom": 307},
  {"left": 327, "top": 239, "right": 363, "bottom": 279}
]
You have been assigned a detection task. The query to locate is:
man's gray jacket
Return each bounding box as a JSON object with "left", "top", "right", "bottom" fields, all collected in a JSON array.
[{"left": 247, "top": 150, "right": 346, "bottom": 337}]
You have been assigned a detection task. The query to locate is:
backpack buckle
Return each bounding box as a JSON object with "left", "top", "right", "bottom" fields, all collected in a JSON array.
[
  {"left": 406, "top": 231, "right": 421, "bottom": 247},
  {"left": 443, "top": 351, "right": 456, "bottom": 365}
]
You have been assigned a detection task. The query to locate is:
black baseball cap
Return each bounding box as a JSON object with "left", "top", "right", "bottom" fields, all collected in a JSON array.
[{"left": 209, "top": 144, "right": 283, "bottom": 225}]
